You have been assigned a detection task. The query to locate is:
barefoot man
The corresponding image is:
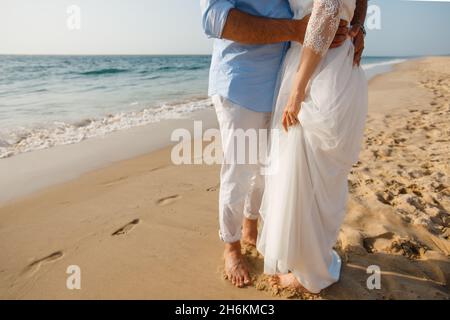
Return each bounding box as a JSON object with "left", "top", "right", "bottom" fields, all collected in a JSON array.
[{"left": 200, "top": 0, "right": 367, "bottom": 288}]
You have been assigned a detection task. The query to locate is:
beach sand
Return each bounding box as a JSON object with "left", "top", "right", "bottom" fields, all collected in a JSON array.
[{"left": 0, "top": 57, "right": 449, "bottom": 300}]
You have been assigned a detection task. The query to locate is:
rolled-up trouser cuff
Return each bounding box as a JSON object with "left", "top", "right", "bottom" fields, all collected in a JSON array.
[
  {"left": 243, "top": 209, "right": 259, "bottom": 220},
  {"left": 218, "top": 230, "right": 242, "bottom": 244}
]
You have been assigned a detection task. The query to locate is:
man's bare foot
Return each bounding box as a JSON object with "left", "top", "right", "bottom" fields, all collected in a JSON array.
[
  {"left": 224, "top": 242, "right": 251, "bottom": 288},
  {"left": 269, "top": 273, "right": 309, "bottom": 293},
  {"left": 242, "top": 218, "right": 258, "bottom": 247}
]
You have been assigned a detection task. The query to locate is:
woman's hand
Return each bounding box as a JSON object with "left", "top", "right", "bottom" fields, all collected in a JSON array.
[{"left": 282, "top": 91, "right": 305, "bottom": 132}]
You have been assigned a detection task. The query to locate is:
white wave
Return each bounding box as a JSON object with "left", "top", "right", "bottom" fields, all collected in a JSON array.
[
  {"left": 362, "top": 58, "right": 407, "bottom": 71},
  {"left": 0, "top": 59, "right": 408, "bottom": 159},
  {"left": 0, "top": 98, "right": 213, "bottom": 159}
]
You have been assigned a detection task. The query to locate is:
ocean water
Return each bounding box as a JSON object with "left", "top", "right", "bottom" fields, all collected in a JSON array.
[{"left": 0, "top": 55, "right": 405, "bottom": 158}]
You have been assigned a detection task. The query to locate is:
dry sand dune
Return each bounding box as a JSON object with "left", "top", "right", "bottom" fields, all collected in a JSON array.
[{"left": 0, "top": 57, "right": 449, "bottom": 300}]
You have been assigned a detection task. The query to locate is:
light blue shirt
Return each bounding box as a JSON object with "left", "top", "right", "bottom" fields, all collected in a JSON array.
[{"left": 201, "top": 0, "right": 293, "bottom": 112}]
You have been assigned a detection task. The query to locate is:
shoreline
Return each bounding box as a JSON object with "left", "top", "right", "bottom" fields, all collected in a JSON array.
[
  {"left": 0, "top": 57, "right": 405, "bottom": 205},
  {"left": 0, "top": 108, "right": 217, "bottom": 205},
  {"left": 0, "top": 56, "right": 449, "bottom": 299}
]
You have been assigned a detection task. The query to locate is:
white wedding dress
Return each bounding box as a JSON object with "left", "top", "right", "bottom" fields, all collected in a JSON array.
[{"left": 257, "top": 0, "right": 368, "bottom": 293}]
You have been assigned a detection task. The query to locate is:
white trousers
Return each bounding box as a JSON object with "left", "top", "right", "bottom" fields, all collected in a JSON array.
[{"left": 213, "top": 95, "right": 271, "bottom": 243}]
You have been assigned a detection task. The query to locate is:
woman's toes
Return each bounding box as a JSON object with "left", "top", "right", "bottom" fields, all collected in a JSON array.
[{"left": 268, "top": 275, "right": 279, "bottom": 287}]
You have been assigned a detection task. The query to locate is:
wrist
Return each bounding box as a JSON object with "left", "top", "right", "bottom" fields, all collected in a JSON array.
[
  {"left": 359, "top": 24, "right": 367, "bottom": 37},
  {"left": 351, "top": 21, "right": 366, "bottom": 37},
  {"left": 293, "top": 18, "right": 307, "bottom": 43},
  {"left": 291, "top": 88, "right": 305, "bottom": 102}
]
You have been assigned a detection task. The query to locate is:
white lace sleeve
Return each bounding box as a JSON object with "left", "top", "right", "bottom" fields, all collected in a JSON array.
[{"left": 303, "top": 0, "right": 342, "bottom": 57}]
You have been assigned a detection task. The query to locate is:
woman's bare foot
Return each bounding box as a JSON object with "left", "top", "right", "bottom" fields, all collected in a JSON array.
[
  {"left": 242, "top": 218, "right": 258, "bottom": 247},
  {"left": 269, "top": 273, "right": 309, "bottom": 292},
  {"left": 224, "top": 242, "right": 251, "bottom": 288}
]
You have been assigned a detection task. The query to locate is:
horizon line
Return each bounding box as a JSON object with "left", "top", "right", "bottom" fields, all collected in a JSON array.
[{"left": 1, "top": 53, "right": 446, "bottom": 58}]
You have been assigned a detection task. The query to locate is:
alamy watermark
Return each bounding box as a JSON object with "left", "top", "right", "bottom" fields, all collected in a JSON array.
[
  {"left": 66, "top": 265, "right": 81, "bottom": 290},
  {"left": 170, "top": 121, "right": 280, "bottom": 175},
  {"left": 366, "top": 265, "right": 381, "bottom": 290},
  {"left": 366, "top": 4, "right": 382, "bottom": 31},
  {"left": 67, "top": 5, "right": 81, "bottom": 30}
]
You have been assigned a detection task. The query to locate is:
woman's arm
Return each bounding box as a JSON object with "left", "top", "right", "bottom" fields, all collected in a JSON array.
[{"left": 282, "top": 0, "right": 342, "bottom": 131}]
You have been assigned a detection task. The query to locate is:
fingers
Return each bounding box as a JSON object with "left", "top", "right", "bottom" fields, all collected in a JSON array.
[
  {"left": 286, "top": 112, "right": 293, "bottom": 127},
  {"left": 286, "top": 113, "right": 293, "bottom": 128},
  {"left": 352, "top": 33, "right": 365, "bottom": 66},
  {"left": 282, "top": 112, "right": 288, "bottom": 132},
  {"left": 331, "top": 24, "right": 349, "bottom": 48},
  {"left": 339, "top": 19, "right": 348, "bottom": 27},
  {"left": 330, "top": 34, "right": 347, "bottom": 48},
  {"left": 354, "top": 49, "right": 363, "bottom": 66},
  {"left": 282, "top": 110, "right": 300, "bottom": 132},
  {"left": 348, "top": 25, "right": 360, "bottom": 38},
  {"left": 288, "top": 112, "right": 299, "bottom": 126},
  {"left": 337, "top": 25, "right": 349, "bottom": 36},
  {"left": 353, "top": 45, "right": 363, "bottom": 66},
  {"left": 353, "top": 32, "right": 364, "bottom": 51}
]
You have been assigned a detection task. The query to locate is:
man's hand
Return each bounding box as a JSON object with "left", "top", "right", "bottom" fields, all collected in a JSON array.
[
  {"left": 330, "top": 20, "right": 350, "bottom": 48},
  {"left": 349, "top": 25, "right": 365, "bottom": 66}
]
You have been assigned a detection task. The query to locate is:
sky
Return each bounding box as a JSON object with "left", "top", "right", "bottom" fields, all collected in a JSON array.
[{"left": 1, "top": 0, "right": 449, "bottom": 57}]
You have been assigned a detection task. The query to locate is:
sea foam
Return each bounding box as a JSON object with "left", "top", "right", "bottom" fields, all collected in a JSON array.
[{"left": 0, "top": 98, "right": 213, "bottom": 159}]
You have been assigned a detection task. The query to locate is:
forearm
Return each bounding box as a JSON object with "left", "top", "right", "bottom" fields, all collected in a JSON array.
[
  {"left": 351, "top": 0, "right": 368, "bottom": 26},
  {"left": 221, "top": 9, "right": 304, "bottom": 45},
  {"left": 292, "top": 49, "right": 322, "bottom": 95},
  {"left": 291, "top": 1, "right": 340, "bottom": 98}
]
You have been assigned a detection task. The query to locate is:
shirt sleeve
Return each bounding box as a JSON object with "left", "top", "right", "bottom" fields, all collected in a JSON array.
[
  {"left": 303, "top": 0, "right": 342, "bottom": 57},
  {"left": 200, "top": 0, "right": 235, "bottom": 39}
]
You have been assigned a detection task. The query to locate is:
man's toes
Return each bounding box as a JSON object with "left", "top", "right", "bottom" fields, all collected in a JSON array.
[
  {"left": 243, "top": 273, "right": 251, "bottom": 285},
  {"left": 238, "top": 276, "right": 245, "bottom": 287}
]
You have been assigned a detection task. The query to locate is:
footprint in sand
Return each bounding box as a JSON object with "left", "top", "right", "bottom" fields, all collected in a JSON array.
[
  {"left": 22, "top": 251, "right": 64, "bottom": 277},
  {"left": 102, "top": 176, "right": 127, "bottom": 187},
  {"left": 147, "top": 165, "right": 168, "bottom": 173},
  {"left": 363, "top": 232, "right": 395, "bottom": 254},
  {"left": 363, "top": 233, "right": 427, "bottom": 259},
  {"left": 112, "top": 219, "right": 140, "bottom": 236},
  {"left": 206, "top": 183, "right": 220, "bottom": 192},
  {"left": 156, "top": 195, "right": 181, "bottom": 206},
  {"left": 375, "top": 191, "right": 394, "bottom": 206}
]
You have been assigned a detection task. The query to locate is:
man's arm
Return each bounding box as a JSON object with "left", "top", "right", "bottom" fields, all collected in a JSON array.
[
  {"left": 349, "top": 0, "right": 368, "bottom": 66},
  {"left": 200, "top": 0, "right": 349, "bottom": 46},
  {"left": 222, "top": 9, "right": 306, "bottom": 44},
  {"left": 351, "top": 0, "right": 368, "bottom": 27}
]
